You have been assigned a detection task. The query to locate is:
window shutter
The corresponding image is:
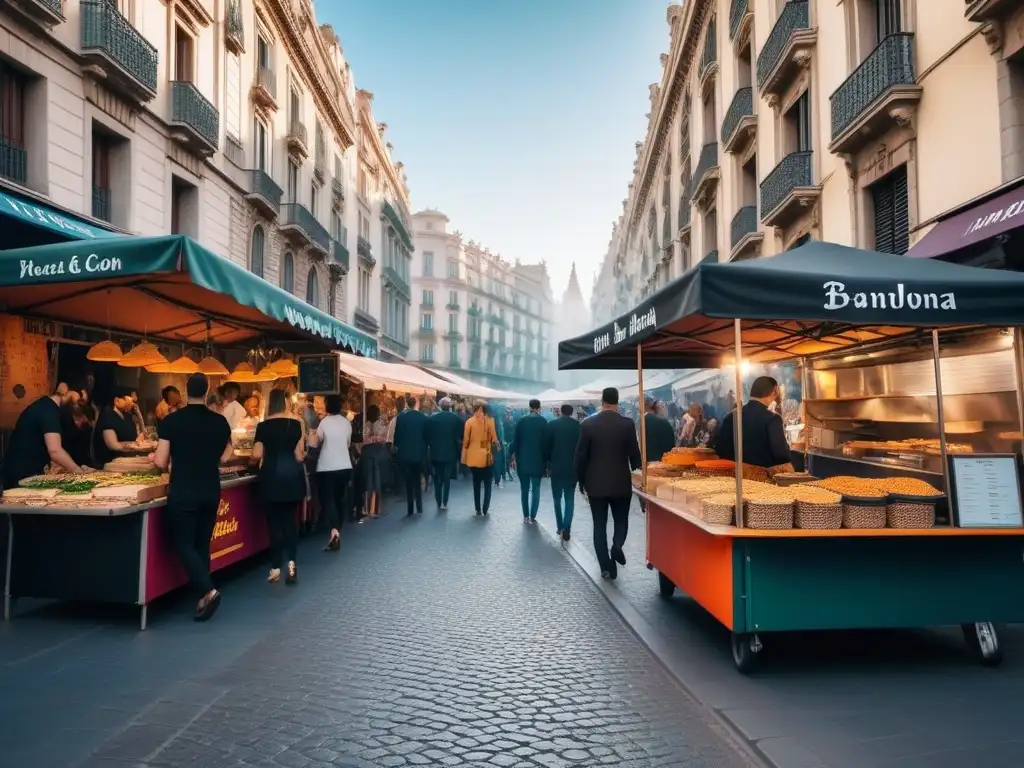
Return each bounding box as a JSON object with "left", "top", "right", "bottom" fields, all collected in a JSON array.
[
  {"left": 893, "top": 165, "right": 909, "bottom": 254},
  {"left": 871, "top": 165, "right": 909, "bottom": 255},
  {"left": 872, "top": 174, "right": 896, "bottom": 254}
]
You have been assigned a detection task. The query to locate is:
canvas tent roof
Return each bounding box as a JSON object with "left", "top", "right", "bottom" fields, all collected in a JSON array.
[{"left": 336, "top": 352, "right": 455, "bottom": 394}]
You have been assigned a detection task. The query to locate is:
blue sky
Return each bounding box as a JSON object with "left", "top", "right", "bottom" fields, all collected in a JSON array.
[{"left": 321, "top": 0, "right": 668, "bottom": 303}]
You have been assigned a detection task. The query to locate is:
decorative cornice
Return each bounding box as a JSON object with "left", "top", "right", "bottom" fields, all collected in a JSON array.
[
  {"left": 357, "top": 97, "right": 409, "bottom": 207},
  {"left": 175, "top": 0, "right": 213, "bottom": 28}
]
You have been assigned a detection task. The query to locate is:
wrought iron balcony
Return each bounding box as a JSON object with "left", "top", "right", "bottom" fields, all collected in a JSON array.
[
  {"left": 722, "top": 87, "right": 755, "bottom": 153},
  {"left": 0, "top": 139, "right": 27, "bottom": 185},
  {"left": 829, "top": 34, "right": 920, "bottom": 154},
  {"left": 92, "top": 185, "right": 111, "bottom": 222},
  {"left": 244, "top": 169, "right": 282, "bottom": 219},
  {"left": 446, "top": 301, "right": 460, "bottom": 311},
  {"left": 252, "top": 65, "right": 277, "bottom": 110},
  {"left": 678, "top": 179, "right": 692, "bottom": 237},
  {"left": 444, "top": 330, "right": 464, "bottom": 341},
  {"left": 286, "top": 120, "right": 308, "bottom": 160},
  {"left": 353, "top": 307, "right": 379, "bottom": 334},
  {"left": 382, "top": 199, "right": 413, "bottom": 250},
  {"left": 330, "top": 237, "right": 349, "bottom": 274},
  {"left": 966, "top": 0, "right": 1016, "bottom": 22},
  {"left": 730, "top": 0, "right": 751, "bottom": 41},
  {"left": 416, "top": 326, "right": 436, "bottom": 339},
  {"left": 760, "top": 150, "right": 818, "bottom": 228},
  {"left": 170, "top": 81, "right": 219, "bottom": 155},
  {"left": 225, "top": 0, "right": 244, "bottom": 54},
  {"left": 757, "top": 1, "right": 815, "bottom": 100},
  {"left": 2, "top": 0, "right": 64, "bottom": 27},
  {"left": 730, "top": 205, "right": 763, "bottom": 260},
  {"left": 357, "top": 235, "right": 375, "bottom": 267},
  {"left": 699, "top": 19, "right": 717, "bottom": 86},
  {"left": 280, "top": 202, "right": 330, "bottom": 254},
  {"left": 80, "top": 0, "right": 158, "bottom": 102},
  {"left": 383, "top": 265, "right": 410, "bottom": 301},
  {"left": 691, "top": 142, "right": 720, "bottom": 206}
]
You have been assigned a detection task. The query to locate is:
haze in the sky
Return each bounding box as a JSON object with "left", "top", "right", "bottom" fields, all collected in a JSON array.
[{"left": 320, "top": 0, "right": 668, "bottom": 304}]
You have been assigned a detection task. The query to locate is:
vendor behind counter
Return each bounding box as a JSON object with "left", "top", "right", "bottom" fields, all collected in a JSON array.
[
  {"left": 92, "top": 386, "right": 140, "bottom": 467},
  {"left": 711, "top": 376, "right": 792, "bottom": 469}
]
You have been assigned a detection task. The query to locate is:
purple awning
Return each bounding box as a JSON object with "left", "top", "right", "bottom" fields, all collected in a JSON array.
[{"left": 908, "top": 182, "right": 1024, "bottom": 258}]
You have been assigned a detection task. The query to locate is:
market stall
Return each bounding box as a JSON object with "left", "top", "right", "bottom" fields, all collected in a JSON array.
[
  {"left": 0, "top": 235, "right": 375, "bottom": 626},
  {"left": 559, "top": 241, "right": 1024, "bottom": 672}
]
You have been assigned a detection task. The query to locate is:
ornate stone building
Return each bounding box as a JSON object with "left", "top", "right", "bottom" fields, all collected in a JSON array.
[
  {"left": 592, "top": 0, "right": 1017, "bottom": 324},
  {"left": 552, "top": 263, "right": 590, "bottom": 390}
]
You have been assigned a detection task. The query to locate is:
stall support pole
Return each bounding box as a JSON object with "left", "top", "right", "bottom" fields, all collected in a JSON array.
[
  {"left": 638, "top": 345, "right": 647, "bottom": 491},
  {"left": 733, "top": 319, "right": 745, "bottom": 528},
  {"left": 931, "top": 330, "right": 952, "bottom": 503},
  {"left": 800, "top": 356, "right": 810, "bottom": 469},
  {"left": 1012, "top": 328, "right": 1024, "bottom": 441}
]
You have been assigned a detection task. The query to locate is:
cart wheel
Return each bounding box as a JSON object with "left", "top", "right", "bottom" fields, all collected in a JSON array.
[
  {"left": 962, "top": 622, "right": 1003, "bottom": 667},
  {"left": 657, "top": 571, "right": 675, "bottom": 598},
  {"left": 731, "top": 632, "right": 762, "bottom": 674}
]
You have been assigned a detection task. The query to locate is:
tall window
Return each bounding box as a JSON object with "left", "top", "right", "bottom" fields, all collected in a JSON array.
[
  {"left": 256, "top": 33, "right": 270, "bottom": 69},
  {"left": 358, "top": 267, "right": 371, "bottom": 309},
  {"left": 423, "top": 251, "right": 434, "bottom": 276},
  {"left": 0, "top": 61, "right": 26, "bottom": 185},
  {"left": 305, "top": 267, "right": 320, "bottom": 308},
  {"left": 289, "top": 88, "right": 301, "bottom": 127},
  {"left": 92, "top": 132, "right": 113, "bottom": 222},
  {"left": 281, "top": 252, "right": 294, "bottom": 293},
  {"left": 449, "top": 290, "right": 458, "bottom": 307},
  {"left": 449, "top": 341, "right": 459, "bottom": 364},
  {"left": 448, "top": 313, "right": 458, "bottom": 332},
  {"left": 310, "top": 182, "right": 319, "bottom": 216},
  {"left": 254, "top": 119, "right": 269, "bottom": 172},
  {"left": 421, "top": 344, "right": 434, "bottom": 363},
  {"left": 422, "top": 289, "right": 433, "bottom": 306},
  {"left": 421, "top": 313, "right": 433, "bottom": 330},
  {"left": 174, "top": 25, "right": 194, "bottom": 82},
  {"left": 330, "top": 209, "right": 343, "bottom": 240},
  {"left": 447, "top": 260, "right": 459, "bottom": 279},
  {"left": 287, "top": 161, "right": 298, "bottom": 202},
  {"left": 250, "top": 225, "right": 265, "bottom": 278},
  {"left": 871, "top": 166, "right": 909, "bottom": 255}
]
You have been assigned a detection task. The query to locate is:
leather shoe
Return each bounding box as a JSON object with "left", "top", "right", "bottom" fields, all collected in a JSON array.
[{"left": 611, "top": 546, "right": 626, "bottom": 566}]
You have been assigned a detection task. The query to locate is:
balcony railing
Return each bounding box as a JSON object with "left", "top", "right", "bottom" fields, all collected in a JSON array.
[
  {"left": 225, "top": 0, "right": 244, "bottom": 54},
  {"left": 729, "top": 0, "right": 749, "bottom": 40},
  {"left": 383, "top": 265, "right": 410, "bottom": 300},
  {"left": 170, "top": 81, "right": 219, "bottom": 154},
  {"left": 699, "top": 19, "right": 717, "bottom": 81},
  {"left": 730, "top": 205, "right": 758, "bottom": 250},
  {"left": 330, "top": 237, "right": 349, "bottom": 273},
  {"left": 80, "top": 0, "right": 158, "bottom": 100},
  {"left": 286, "top": 120, "right": 308, "bottom": 158},
  {"left": 382, "top": 199, "right": 413, "bottom": 249},
  {"left": 92, "top": 186, "right": 111, "bottom": 222},
  {"left": 280, "top": 203, "right": 330, "bottom": 253},
  {"left": 721, "top": 87, "right": 754, "bottom": 150},
  {"left": 253, "top": 65, "right": 276, "bottom": 108},
  {"left": 444, "top": 330, "right": 464, "bottom": 341},
  {"left": 0, "top": 139, "right": 27, "bottom": 185},
  {"left": 357, "top": 235, "right": 375, "bottom": 266},
  {"left": 760, "top": 150, "right": 813, "bottom": 220},
  {"left": 244, "top": 169, "right": 283, "bottom": 218},
  {"left": 757, "top": 0, "right": 809, "bottom": 90},
  {"left": 830, "top": 33, "right": 917, "bottom": 143},
  {"left": 691, "top": 142, "right": 719, "bottom": 202},
  {"left": 446, "top": 302, "right": 460, "bottom": 311},
  {"left": 13, "top": 0, "right": 64, "bottom": 25}
]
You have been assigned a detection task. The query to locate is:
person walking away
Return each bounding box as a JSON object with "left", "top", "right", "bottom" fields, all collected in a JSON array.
[
  {"left": 153, "top": 373, "right": 233, "bottom": 620},
  {"left": 511, "top": 398, "right": 547, "bottom": 524},
  {"left": 426, "top": 397, "right": 462, "bottom": 510},
  {"left": 462, "top": 403, "right": 498, "bottom": 516},
  {"left": 393, "top": 395, "right": 428, "bottom": 516},
  {"left": 308, "top": 394, "right": 353, "bottom": 550},
  {"left": 361, "top": 405, "right": 389, "bottom": 517},
  {"left": 545, "top": 403, "right": 581, "bottom": 540},
  {"left": 574, "top": 387, "right": 641, "bottom": 580},
  {"left": 644, "top": 398, "right": 676, "bottom": 461},
  {"left": 251, "top": 390, "right": 305, "bottom": 584},
  {"left": 712, "top": 376, "right": 793, "bottom": 472},
  {"left": 386, "top": 396, "right": 406, "bottom": 495}
]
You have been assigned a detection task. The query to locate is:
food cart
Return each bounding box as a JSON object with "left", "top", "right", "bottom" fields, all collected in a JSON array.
[
  {"left": 558, "top": 241, "right": 1024, "bottom": 672},
  {"left": 0, "top": 235, "right": 377, "bottom": 627}
]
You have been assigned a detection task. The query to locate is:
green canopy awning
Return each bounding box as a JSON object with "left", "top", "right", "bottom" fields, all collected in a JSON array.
[{"left": 0, "top": 235, "right": 377, "bottom": 357}]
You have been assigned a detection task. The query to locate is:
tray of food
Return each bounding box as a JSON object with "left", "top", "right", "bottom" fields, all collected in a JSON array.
[
  {"left": 812, "top": 476, "right": 890, "bottom": 505},
  {"left": 104, "top": 456, "right": 160, "bottom": 474},
  {"left": 875, "top": 476, "right": 945, "bottom": 503}
]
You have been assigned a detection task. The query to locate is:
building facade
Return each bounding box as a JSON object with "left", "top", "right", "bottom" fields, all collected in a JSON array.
[
  {"left": 0, "top": 0, "right": 411, "bottom": 354},
  {"left": 411, "top": 209, "right": 555, "bottom": 392},
  {"left": 592, "top": 0, "right": 1018, "bottom": 324},
  {"left": 552, "top": 262, "right": 590, "bottom": 390}
]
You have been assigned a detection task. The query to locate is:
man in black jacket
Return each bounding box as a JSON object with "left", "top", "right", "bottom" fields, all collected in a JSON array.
[
  {"left": 574, "top": 387, "right": 642, "bottom": 580},
  {"left": 712, "top": 376, "right": 792, "bottom": 468}
]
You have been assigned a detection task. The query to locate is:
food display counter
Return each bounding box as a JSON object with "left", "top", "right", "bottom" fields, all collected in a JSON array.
[{"left": 3, "top": 472, "right": 264, "bottom": 629}]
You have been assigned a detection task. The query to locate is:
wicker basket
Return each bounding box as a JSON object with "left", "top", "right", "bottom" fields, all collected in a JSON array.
[
  {"left": 794, "top": 501, "right": 843, "bottom": 529},
  {"left": 701, "top": 498, "right": 735, "bottom": 526},
  {"left": 744, "top": 500, "right": 794, "bottom": 529},
  {"left": 887, "top": 502, "right": 935, "bottom": 529},
  {"left": 843, "top": 504, "right": 887, "bottom": 529}
]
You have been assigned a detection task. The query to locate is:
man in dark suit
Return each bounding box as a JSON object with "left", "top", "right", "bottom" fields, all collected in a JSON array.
[
  {"left": 393, "top": 394, "right": 428, "bottom": 516},
  {"left": 545, "top": 403, "right": 581, "bottom": 541},
  {"left": 426, "top": 396, "right": 462, "bottom": 511},
  {"left": 712, "top": 376, "right": 792, "bottom": 468},
  {"left": 644, "top": 398, "right": 676, "bottom": 463},
  {"left": 511, "top": 398, "right": 548, "bottom": 524},
  {"left": 574, "top": 387, "right": 641, "bottom": 580}
]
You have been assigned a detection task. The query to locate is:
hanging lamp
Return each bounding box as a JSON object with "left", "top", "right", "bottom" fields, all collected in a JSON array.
[
  {"left": 118, "top": 341, "right": 168, "bottom": 368},
  {"left": 226, "top": 361, "right": 257, "bottom": 383},
  {"left": 267, "top": 358, "right": 299, "bottom": 377},
  {"left": 87, "top": 291, "right": 122, "bottom": 362},
  {"left": 197, "top": 356, "right": 229, "bottom": 376}
]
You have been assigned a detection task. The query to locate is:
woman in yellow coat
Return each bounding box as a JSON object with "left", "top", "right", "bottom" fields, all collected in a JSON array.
[{"left": 462, "top": 402, "right": 498, "bottom": 516}]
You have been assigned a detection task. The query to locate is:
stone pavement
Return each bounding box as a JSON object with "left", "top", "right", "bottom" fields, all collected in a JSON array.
[
  {"left": 0, "top": 479, "right": 759, "bottom": 768},
  {"left": 535, "top": 482, "right": 1024, "bottom": 768}
]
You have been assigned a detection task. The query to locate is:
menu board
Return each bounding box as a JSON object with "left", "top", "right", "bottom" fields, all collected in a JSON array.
[
  {"left": 297, "top": 354, "right": 339, "bottom": 395},
  {"left": 949, "top": 454, "right": 1023, "bottom": 528}
]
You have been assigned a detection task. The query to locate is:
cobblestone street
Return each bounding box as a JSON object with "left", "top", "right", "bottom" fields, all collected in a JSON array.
[{"left": 0, "top": 479, "right": 757, "bottom": 768}]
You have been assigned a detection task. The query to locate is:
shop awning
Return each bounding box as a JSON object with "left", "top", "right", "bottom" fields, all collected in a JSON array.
[
  {"left": 336, "top": 351, "right": 454, "bottom": 394},
  {"left": 908, "top": 180, "right": 1024, "bottom": 259},
  {"left": 0, "top": 235, "right": 377, "bottom": 357},
  {"left": 559, "top": 240, "right": 1024, "bottom": 370},
  {"left": 0, "top": 188, "right": 125, "bottom": 241}
]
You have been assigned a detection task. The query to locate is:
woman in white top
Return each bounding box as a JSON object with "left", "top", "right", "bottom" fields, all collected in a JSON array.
[{"left": 307, "top": 393, "right": 352, "bottom": 551}]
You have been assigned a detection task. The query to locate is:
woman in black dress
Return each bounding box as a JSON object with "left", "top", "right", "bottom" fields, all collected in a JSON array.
[{"left": 252, "top": 389, "right": 306, "bottom": 584}]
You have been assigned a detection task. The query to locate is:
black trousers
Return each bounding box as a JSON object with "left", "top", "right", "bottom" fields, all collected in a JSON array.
[
  {"left": 265, "top": 501, "right": 298, "bottom": 568},
  {"left": 588, "top": 495, "right": 630, "bottom": 574},
  {"left": 166, "top": 502, "right": 217, "bottom": 598},
  {"left": 403, "top": 461, "right": 423, "bottom": 514},
  {"left": 432, "top": 460, "right": 453, "bottom": 506},
  {"left": 471, "top": 466, "right": 492, "bottom": 513},
  {"left": 317, "top": 470, "right": 352, "bottom": 529}
]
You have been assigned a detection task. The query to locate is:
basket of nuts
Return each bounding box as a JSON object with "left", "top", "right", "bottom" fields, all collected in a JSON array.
[
  {"left": 876, "top": 476, "right": 945, "bottom": 503},
  {"left": 887, "top": 502, "right": 936, "bottom": 529},
  {"left": 700, "top": 494, "right": 736, "bottom": 526},
  {"left": 742, "top": 486, "right": 795, "bottom": 529},
  {"left": 790, "top": 486, "right": 843, "bottom": 529},
  {"left": 813, "top": 476, "right": 889, "bottom": 506}
]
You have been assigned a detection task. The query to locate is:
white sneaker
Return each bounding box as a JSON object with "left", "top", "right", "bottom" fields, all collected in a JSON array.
[{"left": 268, "top": 568, "right": 281, "bottom": 583}]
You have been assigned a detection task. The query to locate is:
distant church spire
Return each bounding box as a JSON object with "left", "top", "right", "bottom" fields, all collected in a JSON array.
[{"left": 565, "top": 262, "right": 584, "bottom": 303}]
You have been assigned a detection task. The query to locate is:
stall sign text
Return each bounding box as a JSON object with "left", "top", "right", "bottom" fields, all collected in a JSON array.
[
  {"left": 593, "top": 307, "right": 657, "bottom": 353},
  {"left": 18, "top": 253, "right": 123, "bottom": 280},
  {"left": 283, "top": 305, "right": 376, "bottom": 358},
  {"left": 823, "top": 281, "right": 956, "bottom": 312},
  {"left": 212, "top": 498, "right": 239, "bottom": 540}
]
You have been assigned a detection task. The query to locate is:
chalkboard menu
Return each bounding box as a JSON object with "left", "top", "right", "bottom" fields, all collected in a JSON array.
[
  {"left": 297, "top": 354, "right": 339, "bottom": 395},
  {"left": 948, "top": 453, "right": 1024, "bottom": 528}
]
